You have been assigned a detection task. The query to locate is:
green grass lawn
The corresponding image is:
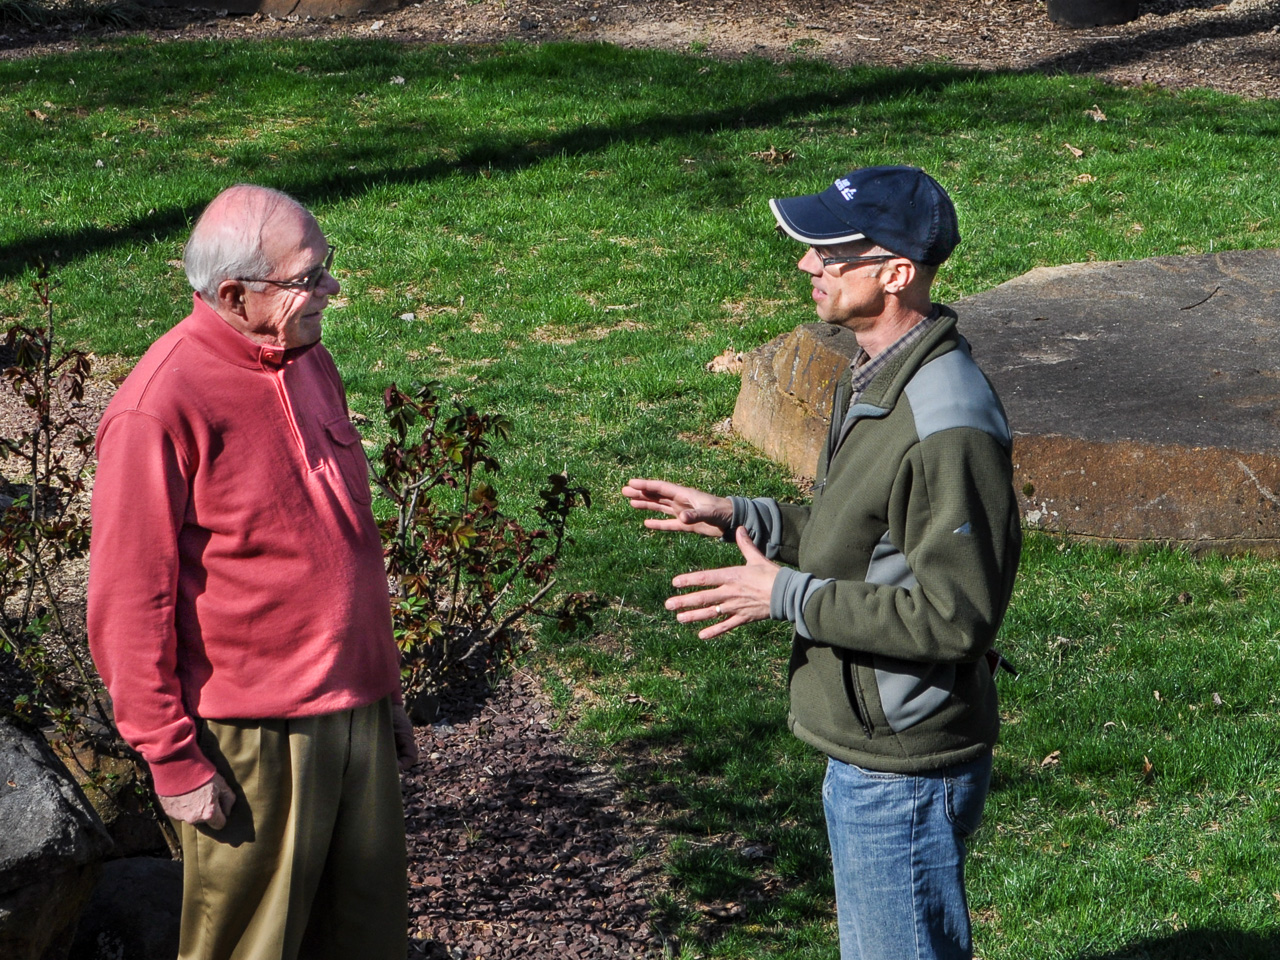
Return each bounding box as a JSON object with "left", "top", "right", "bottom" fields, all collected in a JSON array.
[{"left": 4, "top": 36, "right": 1280, "bottom": 959}]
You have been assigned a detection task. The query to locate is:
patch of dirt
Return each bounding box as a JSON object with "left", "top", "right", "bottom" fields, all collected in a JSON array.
[
  {"left": 4, "top": 1, "right": 1280, "bottom": 101},
  {"left": 404, "top": 670, "right": 669, "bottom": 959}
]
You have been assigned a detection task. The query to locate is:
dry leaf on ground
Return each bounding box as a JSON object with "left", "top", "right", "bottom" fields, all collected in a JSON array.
[
  {"left": 706, "top": 349, "right": 744, "bottom": 374},
  {"left": 749, "top": 145, "right": 794, "bottom": 165}
]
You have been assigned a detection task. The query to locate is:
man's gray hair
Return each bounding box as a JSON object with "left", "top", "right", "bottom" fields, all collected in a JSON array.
[{"left": 183, "top": 185, "right": 304, "bottom": 300}]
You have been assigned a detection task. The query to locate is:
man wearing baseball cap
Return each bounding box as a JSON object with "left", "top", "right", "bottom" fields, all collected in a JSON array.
[{"left": 624, "top": 166, "right": 1020, "bottom": 959}]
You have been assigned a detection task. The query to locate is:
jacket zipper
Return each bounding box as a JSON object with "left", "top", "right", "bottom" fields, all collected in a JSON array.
[{"left": 817, "top": 373, "right": 852, "bottom": 494}]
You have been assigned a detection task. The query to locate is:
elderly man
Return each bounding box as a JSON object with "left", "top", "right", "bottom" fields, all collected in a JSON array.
[
  {"left": 88, "top": 184, "right": 416, "bottom": 960},
  {"left": 624, "top": 166, "right": 1020, "bottom": 960}
]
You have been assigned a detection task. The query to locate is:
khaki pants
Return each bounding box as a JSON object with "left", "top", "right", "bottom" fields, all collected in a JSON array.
[{"left": 177, "top": 698, "right": 407, "bottom": 960}]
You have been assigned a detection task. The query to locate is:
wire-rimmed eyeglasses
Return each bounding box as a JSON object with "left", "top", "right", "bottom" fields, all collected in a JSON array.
[
  {"left": 816, "top": 251, "right": 895, "bottom": 269},
  {"left": 237, "top": 246, "right": 336, "bottom": 293}
]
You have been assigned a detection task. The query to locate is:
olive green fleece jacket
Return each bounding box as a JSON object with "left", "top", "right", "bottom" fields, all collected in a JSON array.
[{"left": 737, "top": 309, "right": 1020, "bottom": 773}]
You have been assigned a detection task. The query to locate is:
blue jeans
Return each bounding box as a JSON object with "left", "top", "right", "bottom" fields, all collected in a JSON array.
[{"left": 822, "top": 751, "right": 992, "bottom": 960}]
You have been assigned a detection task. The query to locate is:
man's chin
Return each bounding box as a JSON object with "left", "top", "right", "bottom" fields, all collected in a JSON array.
[{"left": 287, "top": 319, "right": 323, "bottom": 348}]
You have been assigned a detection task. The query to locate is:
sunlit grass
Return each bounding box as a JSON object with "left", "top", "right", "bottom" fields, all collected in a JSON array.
[{"left": 5, "top": 36, "right": 1280, "bottom": 958}]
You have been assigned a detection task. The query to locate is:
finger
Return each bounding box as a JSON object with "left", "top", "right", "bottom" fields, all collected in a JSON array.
[
  {"left": 205, "top": 804, "right": 227, "bottom": 830},
  {"left": 625, "top": 478, "right": 673, "bottom": 494},
  {"left": 628, "top": 496, "right": 676, "bottom": 514},
  {"left": 697, "top": 613, "right": 749, "bottom": 641},
  {"left": 665, "top": 583, "right": 726, "bottom": 608},
  {"left": 735, "top": 525, "right": 765, "bottom": 559},
  {"left": 671, "top": 568, "right": 736, "bottom": 590},
  {"left": 642, "top": 517, "right": 695, "bottom": 532},
  {"left": 398, "top": 738, "right": 420, "bottom": 770},
  {"left": 622, "top": 480, "right": 672, "bottom": 502},
  {"left": 675, "top": 604, "right": 725, "bottom": 625},
  {"left": 645, "top": 518, "right": 724, "bottom": 537}
]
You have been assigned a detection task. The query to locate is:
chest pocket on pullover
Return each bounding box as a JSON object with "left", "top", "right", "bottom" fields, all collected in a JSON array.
[{"left": 323, "top": 416, "right": 372, "bottom": 505}]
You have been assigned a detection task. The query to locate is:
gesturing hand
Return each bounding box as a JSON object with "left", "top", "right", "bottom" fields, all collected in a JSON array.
[
  {"left": 622, "top": 477, "right": 733, "bottom": 538},
  {"left": 159, "top": 773, "right": 236, "bottom": 829},
  {"left": 665, "top": 527, "right": 779, "bottom": 640}
]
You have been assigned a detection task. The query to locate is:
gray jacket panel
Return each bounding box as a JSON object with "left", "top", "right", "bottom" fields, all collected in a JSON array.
[
  {"left": 902, "top": 338, "right": 1011, "bottom": 448},
  {"left": 863, "top": 528, "right": 955, "bottom": 733}
]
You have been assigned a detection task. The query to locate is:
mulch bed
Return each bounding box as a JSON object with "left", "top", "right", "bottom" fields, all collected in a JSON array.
[{"left": 403, "top": 669, "right": 669, "bottom": 960}]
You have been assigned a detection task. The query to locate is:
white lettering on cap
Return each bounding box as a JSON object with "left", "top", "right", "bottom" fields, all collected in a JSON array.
[{"left": 835, "top": 178, "right": 857, "bottom": 201}]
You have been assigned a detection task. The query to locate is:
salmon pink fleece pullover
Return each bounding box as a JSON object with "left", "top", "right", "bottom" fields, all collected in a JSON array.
[{"left": 88, "top": 297, "right": 400, "bottom": 796}]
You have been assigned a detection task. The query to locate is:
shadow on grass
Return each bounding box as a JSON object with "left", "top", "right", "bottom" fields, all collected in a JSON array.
[
  {"left": 598, "top": 704, "right": 828, "bottom": 913},
  {"left": 0, "top": 37, "right": 1166, "bottom": 283},
  {"left": 1074, "top": 928, "right": 1280, "bottom": 960},
  {"left": 9, "top": 31, "right": 1275, "bottom": 285},
  {"left": 0, "top": 53, "right": 974, "bottom": 279}
]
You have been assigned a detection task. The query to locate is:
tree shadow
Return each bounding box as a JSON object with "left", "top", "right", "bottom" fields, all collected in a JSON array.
[
  {"left": 1073, "top": 927, "right": 1280, "bottom": 960},
  {"left": 0, "top": 56, "right": 977, "bottom": 280},
  {"left": 9, "top": 27, "right": 1274, "bottom": 283}
]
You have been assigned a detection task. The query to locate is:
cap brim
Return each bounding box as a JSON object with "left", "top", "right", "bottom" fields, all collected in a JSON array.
[{"left": 770, "top": 196, "right": 866, "bottom": 246}]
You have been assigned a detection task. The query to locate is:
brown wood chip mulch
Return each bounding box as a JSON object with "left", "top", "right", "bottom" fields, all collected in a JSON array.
[{"left": 402, "top": 670, "right": 667, "bottom": 960}]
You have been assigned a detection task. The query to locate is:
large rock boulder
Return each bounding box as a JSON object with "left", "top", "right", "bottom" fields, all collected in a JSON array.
[
  {"left": 70, "top": 858, "right": 182, "bottom": 960},
  {"left": 732, "top": 249, "right": 1280, "bottom": 553},
  {"left": 0, "top": 720, "right": 115, "bottom": 960},
  {"left": 732, "top": 322, "right": 850, "bottom": 475}
]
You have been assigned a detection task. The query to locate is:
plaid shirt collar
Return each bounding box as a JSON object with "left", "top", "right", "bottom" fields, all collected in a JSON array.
[{"left": 847, "top": 307, "right": 941, "bottom": 406}]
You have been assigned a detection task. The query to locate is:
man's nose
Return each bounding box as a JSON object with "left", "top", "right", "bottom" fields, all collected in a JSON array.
[{"left": 798, "top": 247, "right": 823, "bottom": 275}]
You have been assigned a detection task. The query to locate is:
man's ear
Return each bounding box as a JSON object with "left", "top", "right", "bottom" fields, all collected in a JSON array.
[
  {"left": 879, "top": 258, "right": 917, "bottom": 296},
  {"left": 215, "top": 278, "right": 249, "bottom": 317}
]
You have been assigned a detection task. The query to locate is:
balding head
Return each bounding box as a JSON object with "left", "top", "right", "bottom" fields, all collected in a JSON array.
[{"left": 184, "top": 185, "right": 313, "bottom": 300}]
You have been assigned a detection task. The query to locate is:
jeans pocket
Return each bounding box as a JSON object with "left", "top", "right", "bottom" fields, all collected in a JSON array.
[
  {"left": 944, "top": 754, "right": 992, "bottom": 839},
  {"left": 852, "top": 765, "right": 909, "bottom": 782}
]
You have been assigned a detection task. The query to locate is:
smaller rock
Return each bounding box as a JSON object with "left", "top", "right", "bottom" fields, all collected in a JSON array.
[{"left": 69, "top": 857, "right": 183, "bottom": 960}]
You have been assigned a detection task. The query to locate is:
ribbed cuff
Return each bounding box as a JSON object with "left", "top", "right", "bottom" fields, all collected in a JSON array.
[
  {"left": 771, "top": 567, "right": 834, "bottom": 640},
  {"left": 147, "top": 741, "right": 217, "bottom": 798},
  {"left": 724, "top": 496, "right": 785, "bottom": 559}
]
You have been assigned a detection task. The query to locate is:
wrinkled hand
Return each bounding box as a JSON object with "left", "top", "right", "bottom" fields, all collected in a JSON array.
[
  {"left": 666, "top": 527, "right": 779, "bottom": 639},
  {"left": 392, "top": 703, "right": 420, "bottom": 772},
  {"left": 159, "top": 773, "right": 235, "bottom": 829},
  {"left": 622, "top": 477, "right": 733, "bottom": 538}
]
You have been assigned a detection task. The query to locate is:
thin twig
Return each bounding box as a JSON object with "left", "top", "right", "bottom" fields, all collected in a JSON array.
[
  {"left": 1181, "top": 286, "right": 1220, "bottom": 310},
  {"left": 484, "top": 579, "right": 555, "bottom": 643}
]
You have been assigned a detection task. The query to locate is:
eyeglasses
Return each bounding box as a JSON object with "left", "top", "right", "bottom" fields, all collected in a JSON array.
[
  {"left": 815, "top": 250, "right": 895, "bottom": 269},
  {"left": 237, "top": 246, "right": 336, "bottom": 293}
]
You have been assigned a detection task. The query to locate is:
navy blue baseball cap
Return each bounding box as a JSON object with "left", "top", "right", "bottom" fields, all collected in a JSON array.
[{"left": 769, "top": 166, "right": 960, "bottom": 265}]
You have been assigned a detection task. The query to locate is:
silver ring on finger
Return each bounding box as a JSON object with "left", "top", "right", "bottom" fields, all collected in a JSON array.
[{"left": 715, "top": 605, "right": 722, "bottom": 615}]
